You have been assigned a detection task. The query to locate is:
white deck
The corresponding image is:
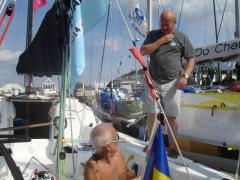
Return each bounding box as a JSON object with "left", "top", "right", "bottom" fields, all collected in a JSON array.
[{"left": 0, "top": 136, "right": 237, "bottom": 180}]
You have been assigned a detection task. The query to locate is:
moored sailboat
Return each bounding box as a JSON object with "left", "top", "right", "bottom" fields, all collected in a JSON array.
[{"left": 0, "top": 0, "right": 239, "bottom": 179}]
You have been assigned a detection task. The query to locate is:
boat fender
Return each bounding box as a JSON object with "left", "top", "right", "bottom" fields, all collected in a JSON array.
[
  {"left": 59, "top": 151, "right": 66, "bottom": 160},
  {"left": 54, "top": 116, "right": 68, "bottom": 129},
  {"left": 131, "top": 162, "right": 139, "bottom": 176}
]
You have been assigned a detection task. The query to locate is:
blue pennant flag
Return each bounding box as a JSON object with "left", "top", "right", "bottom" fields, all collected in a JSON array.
[
  {"left": 70, "top": 0, "right": 109, "bottom": 90},
  {"left": 143, "top": 126, "right": 171, "bottom": 180}
]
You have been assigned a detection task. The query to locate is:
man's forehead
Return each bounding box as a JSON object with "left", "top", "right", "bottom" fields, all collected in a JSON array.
[
  {"left": 161, "top": 15, "right": 175, "bottom": 21},
  {"left": 161, "top": 10, "right": 176, "bottom": 21}
]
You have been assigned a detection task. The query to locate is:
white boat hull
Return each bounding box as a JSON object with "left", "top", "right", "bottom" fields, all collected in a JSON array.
[
  {"left": 0, "top": 136, "right": 236, "bottom": 180},
  {"left": 178, "top": 92, "right": 240, "bottom": 147},
  {"left": 0, "top": 100, "right": 236, "bottom": 179}
]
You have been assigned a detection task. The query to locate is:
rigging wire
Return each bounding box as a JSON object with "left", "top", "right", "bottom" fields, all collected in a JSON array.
[
  {"left": 12, "top": 0, "right": 20, "bottom": 51},
  {"left": 213, "top": 0, "right": 218, "bottom": 43},
  {"left": 0, "top": 1, "right": 15, "bottom": 46},
  {"left": 216, "top": 0, "right": 227, "bottom": 40},
  {"left": 159, "top": 0, "right": 164, "bottom": 10},
  {"left": 158, "top": 0, "right": 164, "bottom": 22},
  {"left": 109, "top": 4, "right": 116, "bottom": 123},
  {"left": 89, "top": 31, "right": 94, "bottom": 87},
  {"left": 1, "top": 0, "right": 19, "bottom": 51},
  {"left": 177, "top": 0, "right": 185, "bottom": 29},
  {"left": 67, "top": 78, "right": 77, "bottom": 179},
  {"left": 110, "top": 8, "right": 113, "bottom": 83},
  {"left": 0, "top": 0, "right": 7, "bottom": 15},
  {"left": 225, "top": 1, "right": 229, "bottom": 40},
  {"left": 204, "top": 0, "right": 207, "bottom": 44},
  {"left": 56, "top": 0, "right": 71, "bottom": 178},
  {"left": 114, "top": 0, "right": 134, "bottom": 45},
  {"left": 98, "top": 0, "right": 111, "bottom": 84},
  {"left": 97, "top": 0, "right": 111, "bottom": 122}
]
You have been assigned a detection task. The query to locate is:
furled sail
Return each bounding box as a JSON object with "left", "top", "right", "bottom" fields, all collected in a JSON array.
[{"left": 16, "top": 3, "right": 68, "bottom": 76}]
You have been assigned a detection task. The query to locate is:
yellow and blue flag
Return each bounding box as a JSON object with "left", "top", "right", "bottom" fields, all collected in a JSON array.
[
  {"left": 143, "top": 126, "right": 171, "bottom": 180},
  {"left": 70, "top": 0, "right": 109, "bottom": 90}
]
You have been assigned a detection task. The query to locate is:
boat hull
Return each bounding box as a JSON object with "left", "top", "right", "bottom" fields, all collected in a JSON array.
[
  {"left": 0, "top": 137, "right": 236, "bottom": 180},
  {"left": 178, "top": 92, "right": 240, "bottom": 147}
]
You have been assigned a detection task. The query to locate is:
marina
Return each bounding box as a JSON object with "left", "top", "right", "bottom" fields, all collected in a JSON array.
[{"left": 0, "top": 0, "right": 239, "bottom": 179}]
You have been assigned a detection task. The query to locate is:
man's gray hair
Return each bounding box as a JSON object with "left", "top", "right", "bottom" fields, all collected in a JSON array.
[{"left": 90, "top": 124, "right": 112, "bottom": 153}]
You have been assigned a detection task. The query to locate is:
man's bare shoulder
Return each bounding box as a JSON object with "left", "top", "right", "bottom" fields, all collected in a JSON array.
[
  {"left": 84, "top": 156, "right": 101, "bottom": 180},
  {"left": 85, "top": 157, "right": 98, "bottom": 166}
]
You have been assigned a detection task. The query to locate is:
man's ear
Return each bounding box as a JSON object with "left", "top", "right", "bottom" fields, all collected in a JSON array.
[{"left": 104, "top": 144, "right": 111, "bottom": 151}]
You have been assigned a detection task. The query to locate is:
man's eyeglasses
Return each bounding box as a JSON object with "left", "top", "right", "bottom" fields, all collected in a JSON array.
[{"left": 103, "top": 134, "right": 120, "bottom": 146}]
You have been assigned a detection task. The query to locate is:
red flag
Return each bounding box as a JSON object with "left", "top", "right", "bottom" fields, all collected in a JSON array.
[
  {"left": 129, "top": 47, "right": 157, "bottom": 101},
  {"left": 33, "top": 0, "right": 47, "bottom": 13}
]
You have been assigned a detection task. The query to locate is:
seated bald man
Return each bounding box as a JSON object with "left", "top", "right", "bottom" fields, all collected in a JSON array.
[{"left": 84, "top": 123, "right": 138, "bottom": 180}]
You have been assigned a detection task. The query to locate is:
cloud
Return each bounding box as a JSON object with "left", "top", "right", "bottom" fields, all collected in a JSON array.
[
  {"left": 148, "top": 0, "right": 235, "bottom": 46},
  {"left": 105, "top": 37, "right": 126, "bottom": 51},
  {"left": 0, "top": 49, "right": 22, "bottom": 62},
  {"left": 0, "top": 61, "right": 22, "bottom": 85}
]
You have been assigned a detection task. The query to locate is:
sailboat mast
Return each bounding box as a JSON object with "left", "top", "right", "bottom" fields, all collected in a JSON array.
[
  {"left": 26, "top": 0, "right": 33, "bottom": 47},
  {"left": 235, "top": 0, "right": 240, "bottom": 38},
  {"left": 24, "top": 0, "right": 33, "bottom": 93}
]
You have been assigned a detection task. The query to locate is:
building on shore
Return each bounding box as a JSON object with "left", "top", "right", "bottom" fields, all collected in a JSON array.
[{"left": 0, "top": 83, "right": 25, "bottom": 96}]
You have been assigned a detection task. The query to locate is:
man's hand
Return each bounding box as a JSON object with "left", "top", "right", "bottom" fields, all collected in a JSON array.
[
  {"left": 177, "top": 76, "right": 188, "bottom": 90},
  {"left": 140, "top": 34, "right": 174, "bottom": 55},
  {"left": 158, "top": 34, "right": 174, "bottom": 45},
  {"left": 177, "top": 58, "right": 195, "bottom": 90}
]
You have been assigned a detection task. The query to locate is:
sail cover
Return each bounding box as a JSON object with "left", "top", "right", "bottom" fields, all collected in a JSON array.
[{"left": 16, "top": 3, "right": 68, "bottom": 76}]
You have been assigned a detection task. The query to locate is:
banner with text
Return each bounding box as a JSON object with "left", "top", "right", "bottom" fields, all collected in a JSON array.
[{"left": 195, "top": 38, "right": 240, "bottom": 62}]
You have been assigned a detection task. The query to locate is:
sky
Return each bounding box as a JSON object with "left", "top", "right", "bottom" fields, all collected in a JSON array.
[{"left": 0, "top": 0, "right": 236, "bottom": 88}]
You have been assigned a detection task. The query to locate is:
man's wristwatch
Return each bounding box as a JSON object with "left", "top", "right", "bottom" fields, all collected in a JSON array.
[{"left": 182, "top": 74, "right": 189, "bottom": 79}]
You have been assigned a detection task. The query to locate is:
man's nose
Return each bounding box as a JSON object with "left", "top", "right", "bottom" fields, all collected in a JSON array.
[{"left": 163, "top": 25, "right": 167, "bottom": 30}]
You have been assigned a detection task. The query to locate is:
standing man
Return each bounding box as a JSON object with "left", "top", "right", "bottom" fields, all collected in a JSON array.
[{"left": 140, "top": 9, "right": 195, "bottom": 158}]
